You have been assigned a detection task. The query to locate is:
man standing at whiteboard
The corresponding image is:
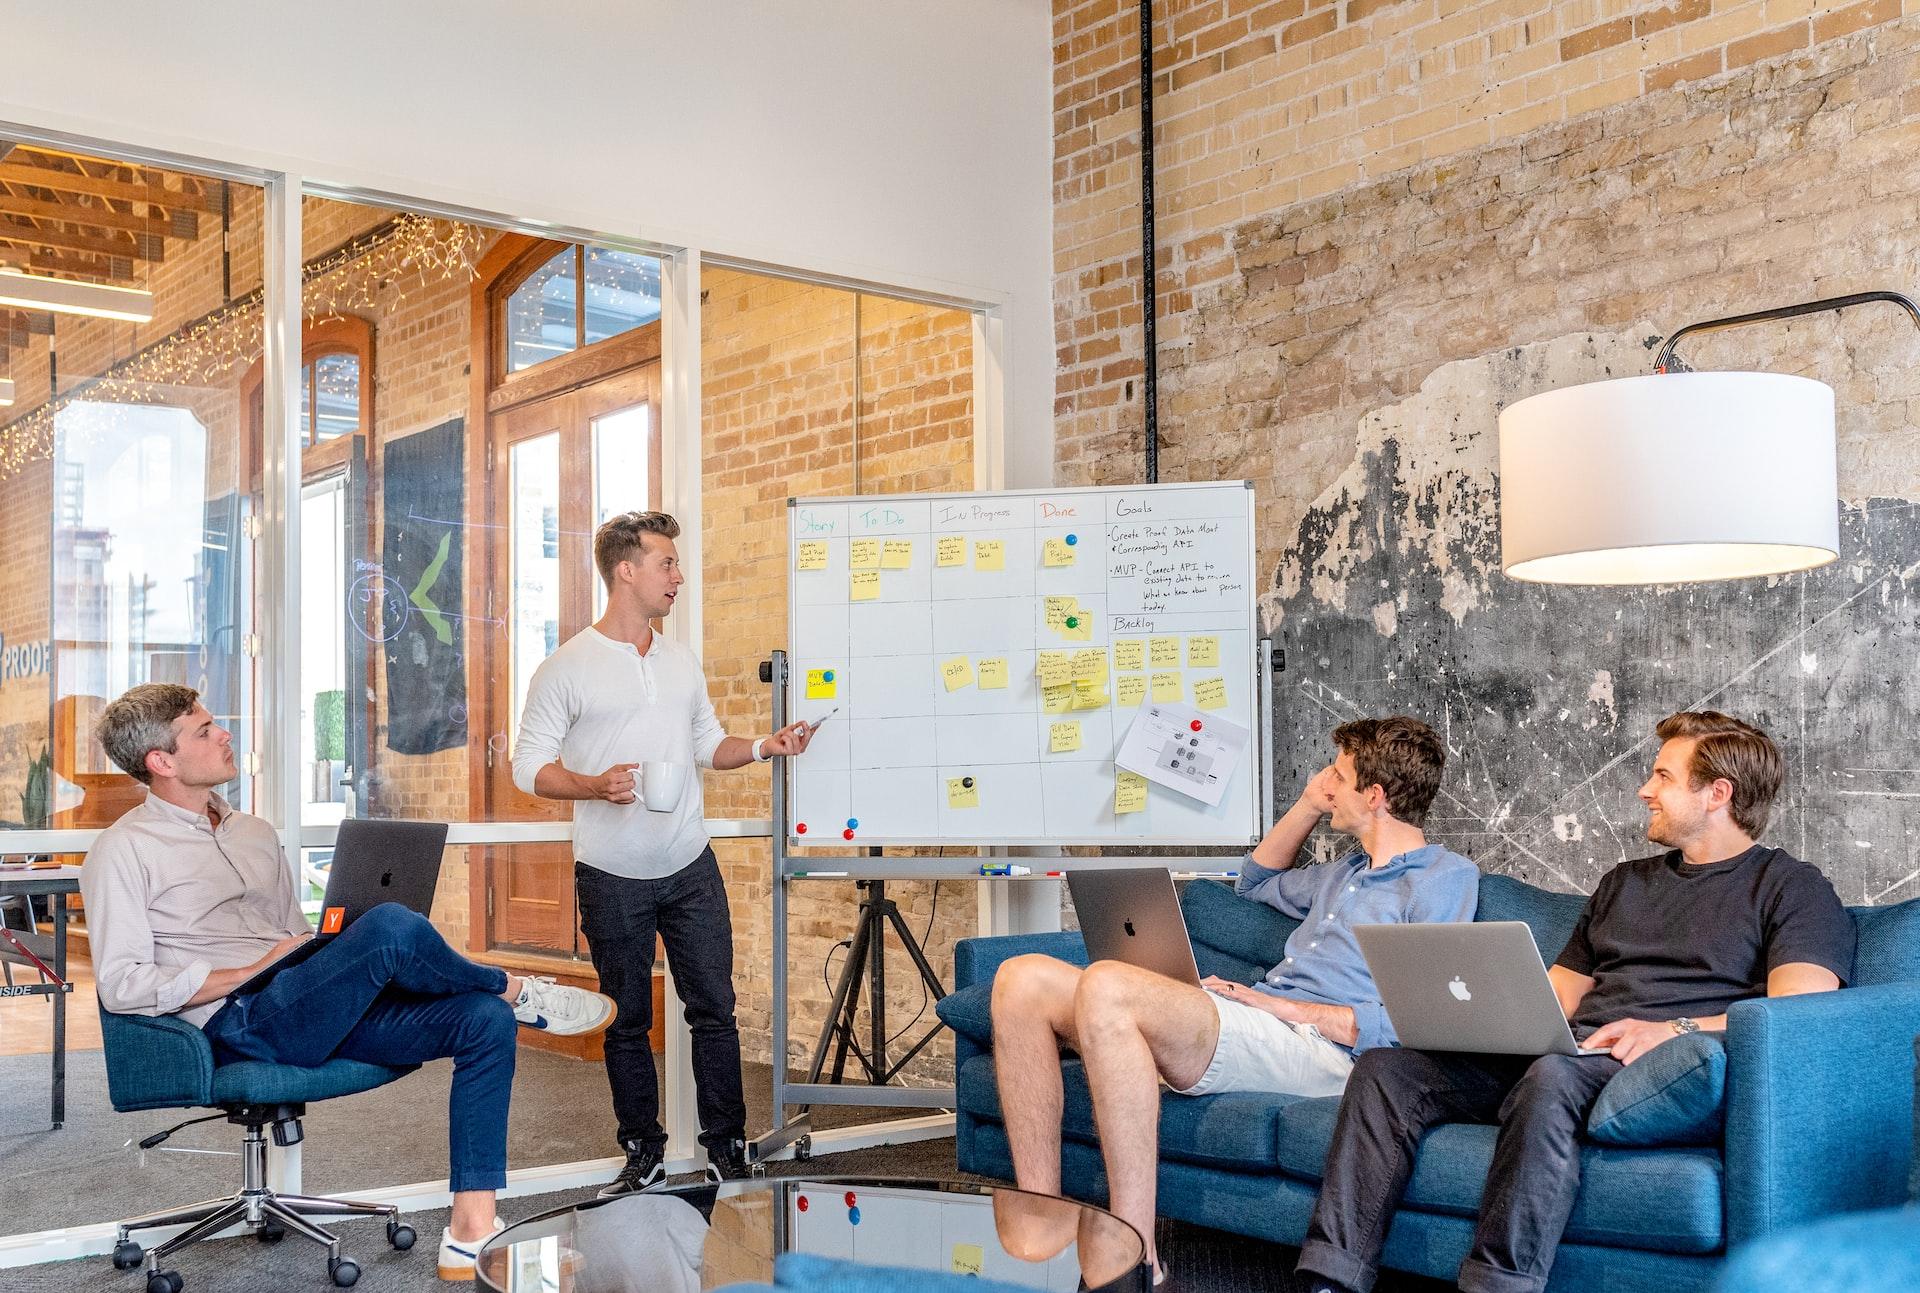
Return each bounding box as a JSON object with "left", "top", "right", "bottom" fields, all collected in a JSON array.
[
  {"left": 990, "top": 716, "right": 1478, "bottom": 1279},
  {"left": 514, "top": 510, "right": 815, "bottom": 1194}
]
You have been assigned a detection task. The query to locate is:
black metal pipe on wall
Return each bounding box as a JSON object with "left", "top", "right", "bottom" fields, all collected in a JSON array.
[{"left": 1140, "top": 0, "right": 1159, "bottom": 483}]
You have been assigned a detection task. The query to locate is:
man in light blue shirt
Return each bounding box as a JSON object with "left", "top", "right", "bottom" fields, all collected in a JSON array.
[{"left": 991, "top": 717, "right": 1478, "bottom": 1279}]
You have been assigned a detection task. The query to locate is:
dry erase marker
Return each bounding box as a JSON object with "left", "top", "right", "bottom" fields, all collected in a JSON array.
[{"left": 807, "top": 707, "right": 840, "bottom": 733}]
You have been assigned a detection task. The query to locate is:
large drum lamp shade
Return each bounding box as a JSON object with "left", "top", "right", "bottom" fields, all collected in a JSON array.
[{"left": 1498, "top": 372, "right": 1839, "bottom": 585}]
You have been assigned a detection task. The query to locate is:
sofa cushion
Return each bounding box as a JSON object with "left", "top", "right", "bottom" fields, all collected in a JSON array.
[
  {"left": 1850, "top": 897, "right": 1920, "bottom": 986},
  {"left": 956, "top": 1054, "right": 1311, "bottom": 1171},
  {"left": 1474, "top": 873, "right": 1587, "bottom": 964},
  {"left": 1180, "top": 877, "right": 1294, "bottom": 983},
  {"left": 1273, "top": 1095, "right": 1725, "bottom": 1254},
  {"left": 1586, "top": 1033, "right": 1727, "bottom": 1147},
  {"left": 935, "top": 982, "right": 995, "bottom": 1050},
  {"left": 211, "top": 1056, "right": 412, "bottom": 1105}
]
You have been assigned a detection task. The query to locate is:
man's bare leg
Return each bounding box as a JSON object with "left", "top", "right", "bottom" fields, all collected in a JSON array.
[
  {"left": 1073, "top": 960, "right": 1222, "bottom": 1268},
  {"left": 991, "top": 953, "right": 1086, "bottom": 1195}
]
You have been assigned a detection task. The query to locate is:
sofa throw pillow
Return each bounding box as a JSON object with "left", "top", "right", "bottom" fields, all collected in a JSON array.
[
  {"left": 934, "top": 981, "right": 995, "bottom": 1050},
  {"left": 1586, "top": 1032, "right": 1728, "bottom": 1147}
]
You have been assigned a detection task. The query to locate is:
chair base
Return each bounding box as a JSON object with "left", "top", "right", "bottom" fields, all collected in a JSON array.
[{"left": 113, "top": 1107, "right": 406, "bottom": 1288}]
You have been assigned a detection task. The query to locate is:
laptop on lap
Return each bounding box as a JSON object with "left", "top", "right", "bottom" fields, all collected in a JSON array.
[
  {"left": 231, "top": 818, "right": 449, "bottom": 997},
  {"left": 1353, "top": 922, "right": 1611, "bottom": 1057},
  {"left": 1066, "top": 867, "right": 1204, "bottom": 988}
]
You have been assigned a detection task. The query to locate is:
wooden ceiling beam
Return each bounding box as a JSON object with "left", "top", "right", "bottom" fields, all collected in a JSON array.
[
  {"left": 0, "top": 190, "right": 199, "bottom": 240},
  {"left": 0, "top": 158, "right": 225, "bottom": 217},
  {"left": 0, "top": 217, "right": 164, "bottom": 262},
  {"left": 0, "top": 238, "right": 139, "bottom": 283}
]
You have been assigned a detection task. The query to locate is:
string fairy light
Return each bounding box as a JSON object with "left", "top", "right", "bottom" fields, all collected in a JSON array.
[{"left": 0, "top": 213, "right": 486, "bottom": 482}]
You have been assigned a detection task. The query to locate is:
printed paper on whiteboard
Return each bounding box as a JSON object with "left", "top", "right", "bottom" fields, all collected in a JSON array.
[{"left": 1114, "top": 701, "right": 1249, "bottom": 808}]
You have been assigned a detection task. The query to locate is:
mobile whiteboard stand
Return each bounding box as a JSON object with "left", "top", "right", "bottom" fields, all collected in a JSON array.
[{"left": 752, "top": 638, "right": 1277, "bottom": 1164}]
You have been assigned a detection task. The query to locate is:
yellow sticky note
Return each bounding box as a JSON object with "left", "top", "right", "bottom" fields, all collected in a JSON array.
[
  {"left": 1043, "top": 595, "right": 1077, "bottom": 629},
  {"left": 1070, "top": 648, "right": 1108, "bottom": 683},
  {"left": 850, "top": 570, "right": 881, "bottom": 601},
  {"left": 1041, "top": 683, "right": 1074, "bottom": 714},
  {"left": 936, "top": 536, "right": 967, "bottom": 567},
  {"left": 1061, "top": 616, "right": 1093, "bottom": 641},
  {"left": 1043, "top": 537, "right": 1076, "bottom": 567},
  {"left": 849, "top": 538, "right": 881, "bottom": 569},
  {"left": 1151, "top": 671, "right": 1183, "bottom": 702},
  {"left": 940, "top": 656, "right": 975, "bottom": 691},
  {"left": 977, "top": 657, "right": 1008, "bottom": 689},
  {"left": 806, "top": 669, "right": 838, "bottom": 700},
  {"left": 881, "top": 538, "right": 913, "bottom": 570},
  {"left": 1114, "top": 639, "right": 1146, "bottom": 672},
  {"left": 1194, "top": 676, "right": 1228, "bottom": 710},
  {"left": 1117, "top": 675, "right": 1148, "bottom": 707},
  {"left": 796, "top": 541, "right": 828, "bottom": 571},
  {"left": 1036, "top": 651, "right": 1072, "bottom": 688},
  {"left": 951, "top": 1242, "right": 984, "bottom": 1276},
  {"left": 1188, "top": 635, "right": 1220, "bottom": 668},
  {"left": 1115, "top": 769, "right": 1148, "bottom": 815},
  {"left": 946, "top": 777, "right": 980, "bottom": 810},
  {"left": 1049, "top": 720, "right": 1082, "bottom": 753},
  {"left": 1149, "top": 636, "right": 1180, "bottom": 668},
  {"left": 974, "top": 539, "right": 1005, "bottom": 571},
  {"left": 1071, "top": 680, "right": 1108, "bottom": 710}
]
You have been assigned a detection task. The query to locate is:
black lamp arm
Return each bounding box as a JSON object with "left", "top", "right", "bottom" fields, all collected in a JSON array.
[{"left": 1655, "top": 289, "right": 1920, "bottom": 373}]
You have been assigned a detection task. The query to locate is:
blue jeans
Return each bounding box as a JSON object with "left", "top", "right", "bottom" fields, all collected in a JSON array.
[{"left": 204, "top": 903, "right": 516, "bottom": 1193}]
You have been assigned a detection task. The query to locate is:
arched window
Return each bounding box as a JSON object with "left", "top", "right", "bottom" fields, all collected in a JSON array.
[{"left": 499, "top": 244, "right": 662, "bottom": 375}]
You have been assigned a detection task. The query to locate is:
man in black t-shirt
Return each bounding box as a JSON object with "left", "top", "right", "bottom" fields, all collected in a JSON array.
[{"left": 1297, "top": 711, "right": 1855, "bottom": 1293}]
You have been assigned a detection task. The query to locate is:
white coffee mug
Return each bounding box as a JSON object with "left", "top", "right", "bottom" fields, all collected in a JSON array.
[{"left": 641, "top": 761, "right": 687, "bottom": 812}]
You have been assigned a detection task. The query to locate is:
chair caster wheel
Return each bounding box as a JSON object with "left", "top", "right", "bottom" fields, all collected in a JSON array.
[
  {"left": 257, "top": 1222, "right": 286, "bottom": 1244},
  {"left": 330, "top": 1256, "right": 361, "bottom": 1287},
  {"left": 112, "top": 1240, "right": 144, "bottom": 1270},
  {"left": 147, "top": 1270, "right": 184, "bottom": 1293},
  {"left": 387, "top": 1220, "right": 416, "bottom": 1250}
]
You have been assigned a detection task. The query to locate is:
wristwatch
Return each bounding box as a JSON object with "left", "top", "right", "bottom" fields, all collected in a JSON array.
[{"left": 1670, "top": 1017, "right": 1699, "bottom": 1036}]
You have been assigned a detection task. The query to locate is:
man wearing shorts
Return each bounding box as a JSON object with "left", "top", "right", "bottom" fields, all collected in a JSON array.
[{"left": 991, "top": 716, "right": 1478, "bottom": 1276}]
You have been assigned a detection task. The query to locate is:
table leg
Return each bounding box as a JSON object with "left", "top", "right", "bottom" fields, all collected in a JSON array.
[{"left": 52, "top": 890, "right": 66, "bottom": 1130}]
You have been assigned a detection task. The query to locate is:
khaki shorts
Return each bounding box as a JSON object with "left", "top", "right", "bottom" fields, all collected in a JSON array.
[{"left": 1171, "top": 993, "right": 1354, "bottom": 1098}]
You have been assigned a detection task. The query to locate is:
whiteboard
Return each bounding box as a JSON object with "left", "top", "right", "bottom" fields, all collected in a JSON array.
[{"left": 785, "top": 482, "right": 1260, "bottom": 846}]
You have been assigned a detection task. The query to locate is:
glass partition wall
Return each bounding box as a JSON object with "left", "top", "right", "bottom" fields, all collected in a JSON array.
[{"left": 0, "top": 127, "right": 998, "bottom": 1248}]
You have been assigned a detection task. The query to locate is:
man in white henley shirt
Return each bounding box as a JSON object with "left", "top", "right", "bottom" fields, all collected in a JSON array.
[{"left": 512, "top": 509, "right": 813, "bottom": 1194}]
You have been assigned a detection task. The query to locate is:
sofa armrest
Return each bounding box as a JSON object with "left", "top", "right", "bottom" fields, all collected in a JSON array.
[
  {"left": 1724, "top": 982, "right": 1920, "bottom": 1243},
  {"left": 98, "top": 1008, "right": 216, "bottom": 1112},
  {"left": 952, "top": 932, "right": 1088, "bottom": 991}
]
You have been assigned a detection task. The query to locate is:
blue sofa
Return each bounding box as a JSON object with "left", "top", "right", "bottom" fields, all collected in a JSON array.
[{"left": 940, "top": 873, "right": 1920, "bottom": 1292}]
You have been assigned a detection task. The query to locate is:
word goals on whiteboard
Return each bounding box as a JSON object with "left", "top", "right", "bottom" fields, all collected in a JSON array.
[{"left": 786, "top": 482, "right": 1259, "bottom": 846}]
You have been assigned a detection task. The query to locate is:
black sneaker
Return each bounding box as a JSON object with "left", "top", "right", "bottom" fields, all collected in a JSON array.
[
  {"left": 704, "top": 1138, "right": 752, "bottom": 1182},
  {"left": 598, "top": 1142, "right": 665, "bottom": 1198}
]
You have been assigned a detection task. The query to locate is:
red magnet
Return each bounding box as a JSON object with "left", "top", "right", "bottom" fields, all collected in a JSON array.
[
  {"left": 796, "top": 822, "right": 808, "bottom": 834},
  {"left": 843, "top": 828, "right": 856, "bottom": 840},
  {"left": 844, "top": 1191, "right": 858, "bottom": 1207},
  {"left": 1190, "top": 719, "right": 1203, "bottom": 732},
  {"left": 797, "top": 1195, "right": 810, "bottom": 1212}
]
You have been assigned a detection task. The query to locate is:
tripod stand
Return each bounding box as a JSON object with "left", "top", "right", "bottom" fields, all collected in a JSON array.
[{"left": 803, "top": 879, "right": 949, "bottom": 1091}]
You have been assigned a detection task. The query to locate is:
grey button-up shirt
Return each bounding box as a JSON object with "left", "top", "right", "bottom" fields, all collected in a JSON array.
[{"left": 80, "top": 792, "right": 307, "bottom": 1027}]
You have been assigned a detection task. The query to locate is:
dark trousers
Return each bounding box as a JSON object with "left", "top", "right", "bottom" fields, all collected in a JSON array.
[
  {"left": 1297, "top": 1047, "right": 1622, "bottom": 1293},
  {"left": 575, "top": 848, "right": 745, "bottom": 1153},
  {"left": 204, "top": 903, "right": 516, "bottom": 1193}
]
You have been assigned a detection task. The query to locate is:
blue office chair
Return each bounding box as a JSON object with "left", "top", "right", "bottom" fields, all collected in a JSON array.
[{"left": 100, "top": 1007, "right": 420, "bottom": 1291}]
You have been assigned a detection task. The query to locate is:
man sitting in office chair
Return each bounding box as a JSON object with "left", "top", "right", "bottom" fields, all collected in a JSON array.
[
  {"left": 82, "top": 683, "right": 617, "bottom": 1281},
  {"left": 990, "top": 716, "right": 1479, "bottom": 1282}
]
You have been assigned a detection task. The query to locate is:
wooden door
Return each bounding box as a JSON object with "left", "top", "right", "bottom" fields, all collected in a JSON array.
[{"left": 480, "top": 363, "right": 661, "bottom": 958}]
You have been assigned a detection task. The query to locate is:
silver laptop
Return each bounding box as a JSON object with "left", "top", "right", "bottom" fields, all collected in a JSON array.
[
  {"left": 1066, "top": 867, "right": 1202, "bottom": 987},
  {"left": 1354, "top": 922, "right": 1610, "bottom": 1057}
]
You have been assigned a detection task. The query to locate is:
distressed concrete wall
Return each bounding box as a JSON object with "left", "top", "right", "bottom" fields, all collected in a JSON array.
[{"left": 1055, "top": 7, "right": 1920, "bottom": 904}]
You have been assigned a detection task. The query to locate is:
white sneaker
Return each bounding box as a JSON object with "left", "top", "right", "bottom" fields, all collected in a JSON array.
[
  {"left": 512, "top": 976, "right": 615, "bottom": 1037},
  {"left": 438, "top": 1216, "right": 505, "bottom": 1281}
]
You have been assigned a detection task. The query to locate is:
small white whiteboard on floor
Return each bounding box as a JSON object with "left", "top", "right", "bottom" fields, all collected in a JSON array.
[{"left": 785, "top": 481, "right": 1261, "bottom": 846}]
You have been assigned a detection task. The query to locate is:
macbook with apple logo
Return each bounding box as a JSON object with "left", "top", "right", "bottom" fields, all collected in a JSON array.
[
  {"left": 1066, "top": 867, "right": 1203, "bottom": 988},
  {"left": 1353, "top": 922, "right": 1611, "bottom": 1056},
  {"left": 231, "top": 818, "right": 450, "bottom": 997}
]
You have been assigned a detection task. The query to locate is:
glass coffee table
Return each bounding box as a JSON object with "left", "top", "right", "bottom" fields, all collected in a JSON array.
[{"left": 475, "top": 1175, "right": 1149, "bottom": 1292}]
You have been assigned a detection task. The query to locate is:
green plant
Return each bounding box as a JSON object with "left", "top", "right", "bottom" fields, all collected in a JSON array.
[
  {"left": 313, "top": 690, "right": 346, "bottom": 762},
  {"left": 22, "top": 743, "right": 51, "bottom": 829}
]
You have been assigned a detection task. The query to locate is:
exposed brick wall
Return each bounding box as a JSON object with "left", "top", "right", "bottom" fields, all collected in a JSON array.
[{"left": 699, "top": 268, "right": 978, "bottom": 1081}]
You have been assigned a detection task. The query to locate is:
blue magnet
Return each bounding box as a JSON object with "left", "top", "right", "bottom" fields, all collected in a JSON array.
[
  {"left": 1065, "top": 534, "right": 1078, "bottom": 546},
  {"left": 846, "top": 818, "right": 859, "bottom": 829},
  {"left": 823, "top": 670, "right": 835, "bottom": 682},
  {"left": 848, "top": 1206, "right": 862, "bottom": 1225}
]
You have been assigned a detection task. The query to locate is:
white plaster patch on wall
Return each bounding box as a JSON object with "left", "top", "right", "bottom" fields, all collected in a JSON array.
[
  {"left": 1584, "top": 669, "right": 1617, "bottom": 730},
  {"left": 1800, "top": 651, "right": 1819, "bottom": 675},
  {"left": 1552, "top": 813, "right": 1584, "bottom": 843},
  {"left": 1276, "top": 328, "right": 1655, "bottom": 625},
  {"left": 1371, "top": 600, "right": 1398, "bottom": 637}
]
